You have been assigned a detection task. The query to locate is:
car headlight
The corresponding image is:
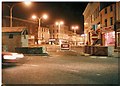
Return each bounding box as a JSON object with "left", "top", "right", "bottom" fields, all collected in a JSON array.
[
  {"left": 16, "top": 54, "right": 24, "bottom": 58},
  {"left": 3, "top": 55, "right": 17, "bottom": 60},
  {"left": 12, "top": 53, "right": 24, "bottom": 58}
]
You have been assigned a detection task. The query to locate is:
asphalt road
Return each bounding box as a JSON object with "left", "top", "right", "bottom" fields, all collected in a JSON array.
[{"left": 2, "top": 51, "right": 119, "bottom": 85}]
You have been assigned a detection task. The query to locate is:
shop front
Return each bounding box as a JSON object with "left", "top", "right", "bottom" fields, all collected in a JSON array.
[
  {"left": 104, "top": 31, "right": 115, "bottom": 46},
  {"left": 114, "top": 21, "right": 120, "bottom": 57}
]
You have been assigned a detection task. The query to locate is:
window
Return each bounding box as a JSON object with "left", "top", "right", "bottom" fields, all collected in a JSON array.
[
  {"left": 100, "top": 14, "right": 102, "bottom": 24},
  {"left": 105, "top": 8, "right": 107, "bottom": 14},
  {"left": 9, "top": 34, "right": 13, "bottom": 39},
  {"left": 42, "top": 28, "right": 43, "bottom": 32},
  {"left": 53, "top": 35, "right": 54, "bottom": 38},
  {"left": 110, "top": 17, "right": 113, "bottom": 25},
  {"left": 105, "top": 19, "right": 107, "bottom": 27},
  {"left": 110, "top": 5, "right": 113, "bottom": 12},
  {"left": 57, "top": 29, "right": 58, "bottom": 33},
  {"left": 41, "top": 34, "right": 44, "bottom": 39}
]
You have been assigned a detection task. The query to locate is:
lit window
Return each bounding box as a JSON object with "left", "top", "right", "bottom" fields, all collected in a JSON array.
[{"left": 105, "top": 31, "right": 115, "bottom": 46}]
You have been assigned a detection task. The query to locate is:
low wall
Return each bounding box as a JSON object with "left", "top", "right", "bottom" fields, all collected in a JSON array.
[
  {"left": 71, "top": 46, "right": 84, "bottom": 53},
  {"left": 84, "top": 46, "right": 108, "bottom": 56},
  {"left": 15, "top": 47, "right": 46, "bottom": 54}
]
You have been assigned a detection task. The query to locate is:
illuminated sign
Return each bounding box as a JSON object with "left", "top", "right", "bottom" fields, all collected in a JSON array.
[{"left": 61, "top": 44, "right": 70, "bottom": 50}]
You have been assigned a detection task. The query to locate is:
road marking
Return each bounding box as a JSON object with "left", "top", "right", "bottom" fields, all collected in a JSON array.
[
  {"left": 69, "top": 69, "right": 79, "bottom": 73},
  {"left": 31, "top": 65, "right": 39, "bottom": 67},
  {"left": 22, "top": 64, "right": 38, "bottom": 67},
  {"left": 90, "top": 56, "right": 107, "bottom": 59},
  {"left": 96, "top": 73, "right": 101, "bottom": 76}
]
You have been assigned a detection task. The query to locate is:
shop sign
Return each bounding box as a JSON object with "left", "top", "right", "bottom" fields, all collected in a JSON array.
[{"left": 49, "top": 38, "right": 55, "bottom": 41}]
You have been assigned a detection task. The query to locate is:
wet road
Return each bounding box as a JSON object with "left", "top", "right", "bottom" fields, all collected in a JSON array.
[{"left": 2, "top": 51, "right": 119, "bottom": 84}]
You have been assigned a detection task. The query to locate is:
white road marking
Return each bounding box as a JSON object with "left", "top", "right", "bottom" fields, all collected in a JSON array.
[{"left": 22, "top": 64, "right": 38, "bottom": 67}]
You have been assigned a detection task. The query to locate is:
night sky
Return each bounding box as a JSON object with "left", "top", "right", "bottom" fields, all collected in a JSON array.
[{"left": 2, "top": 2, "right": 88, "bottom": 34}]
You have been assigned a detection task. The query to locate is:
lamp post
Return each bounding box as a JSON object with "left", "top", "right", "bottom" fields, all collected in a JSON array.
[
  {"left": 71, "top": 25, "right": 79, "bottom": 34},
  {"left": 71, "top": 25, "right": 79, "bottom": 46},
  {"left": 3, "top": 2, "right": 31, "bottom": 27},
  {"left": 32, "top": 14, "right": 48, "bottom": 44},
  {"left": 55, "top": 21, "right": 64, "bottom": 45}
]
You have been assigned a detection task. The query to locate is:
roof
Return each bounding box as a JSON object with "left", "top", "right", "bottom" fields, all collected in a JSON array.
[{"left": 2, "top": 27, "right": 27, "bottom": 33}]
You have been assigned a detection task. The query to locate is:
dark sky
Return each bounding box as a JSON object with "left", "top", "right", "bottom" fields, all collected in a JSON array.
[{"left": 2, "top": 2, "right": 88, "bottom": 34}]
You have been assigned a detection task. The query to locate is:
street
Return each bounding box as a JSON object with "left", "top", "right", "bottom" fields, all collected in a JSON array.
[{"left": 2, "top": 51, "right": 119, "bottom": 84}]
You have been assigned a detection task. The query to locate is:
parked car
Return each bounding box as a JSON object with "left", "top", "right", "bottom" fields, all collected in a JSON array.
[{"left": 2, "top": 52, "right": 24, "bottom": 63}]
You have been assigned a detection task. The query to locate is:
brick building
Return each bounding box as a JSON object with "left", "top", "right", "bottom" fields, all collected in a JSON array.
[
  {"left": 2, "top": 16, "right": 50, "bottom": 45},
  {"left": 2, "top": 27, "right": 28, "bottom": 52},
  {"left": 83, "top": 2, "right": 120, "bottom": 46}
]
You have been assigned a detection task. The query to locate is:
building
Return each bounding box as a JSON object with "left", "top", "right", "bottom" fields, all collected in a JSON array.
[
  {"left": 2, "top": 16, "right": 50, "bottom": 45},
  {"left": 49, "top": 25, "right": 70, "bottom": 45},
  {"left": 2, "top": 16, "right": 83, "bottom": 47},
  {"left": 2, "top": 27, "right": 28, "bottom": 52},
  {"left": 49, "top": 24, "right": 83, "bottom": 46},
  {"left": 83, "top": 2, "right": 100, "bottom": 45},
  {"left": 38, "top": 26, "right": 50, "bottom": 44},
  {"left": 83, "top": 2, "right": 120, "bottom": 56},
  {"left": 83, "top": 2, "right": 120, "bottom": 46}
]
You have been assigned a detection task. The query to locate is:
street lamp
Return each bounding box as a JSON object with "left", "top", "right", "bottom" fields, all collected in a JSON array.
[
  {"left": 3, "top": 2, "right": 31, "bottom": 27},
  {"left": 55, "top": 21, "right": 64, "bottom": 45},
  {"left": 32, "top": 14, "right": 48, "bottom": 44},
  {"left": 71, "top": 25, "right": 79, "bottom": 34},
  {"left": 71, "top": 25, "right": 79, "bottom": 46}
]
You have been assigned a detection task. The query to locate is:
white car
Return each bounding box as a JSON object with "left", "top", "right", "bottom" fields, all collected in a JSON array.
[{"left": 2, "top": 52, "right": 24, "bottom": 63}]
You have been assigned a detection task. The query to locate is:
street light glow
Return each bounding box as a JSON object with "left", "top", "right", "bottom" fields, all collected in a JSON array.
[
  {"left": 71, "top": 25, "right": 79, "bottom": 30},
  {"left": 24, "top": 1, "right": 31, "bottom": 6},
  {"left": 71, "top": 25, "right": 79, "bottom": 34},
  {"left": 42, "top": 14, "right": 48, "bottom": 20},
  {"left": 32, "top": 15, "right": 37, "bottom": 19},
  {"left": 60, "top": 21, "right": 64, "bottom": 25},
  {"left": 31, "top": 14, "right": 49, "bottom": 44},
  {"left": 55, "top": 21, "right": 64, "bottom": 25},
  {"left": 55, "top": 22, "right": 59, "bottom": 25}
]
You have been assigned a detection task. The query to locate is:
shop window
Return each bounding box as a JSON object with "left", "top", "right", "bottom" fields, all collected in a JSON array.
[
  {"left": 9, "top": 34, "right": 13, "bottom": 39},
  {"left": 105, "top": 31, "right": 115, "bottom": 46}
]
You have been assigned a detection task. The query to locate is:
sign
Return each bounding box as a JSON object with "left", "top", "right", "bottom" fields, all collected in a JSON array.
[
  {"left": 49, "top": 38, "right": 55, "bottom": 41},
  {"left": 92, "top": 34, "right": 98, "bottom": 40},
  {"left": 61, "top": 44, "right": 70, "bottom": 50}
]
